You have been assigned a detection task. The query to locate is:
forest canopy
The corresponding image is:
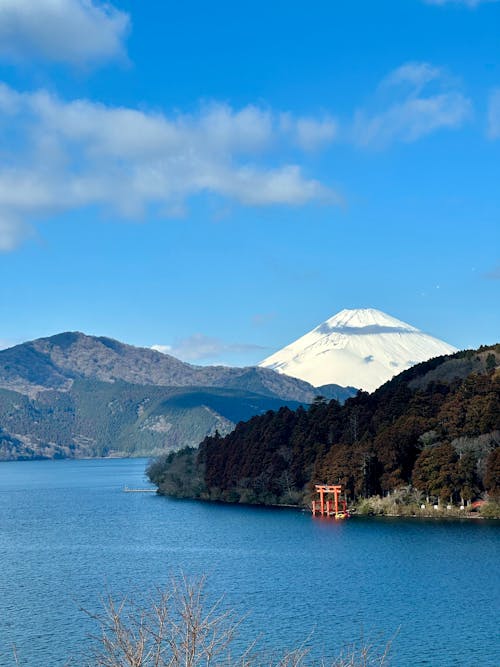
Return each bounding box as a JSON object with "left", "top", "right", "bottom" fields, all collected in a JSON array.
[{"left": 148, "top": 345, "right": 500, "bottom": 509}]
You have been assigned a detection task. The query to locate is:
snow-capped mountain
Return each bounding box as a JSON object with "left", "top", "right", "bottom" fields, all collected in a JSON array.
[{"left": 259, "top": 308, "right": 458, "bottom": 392}]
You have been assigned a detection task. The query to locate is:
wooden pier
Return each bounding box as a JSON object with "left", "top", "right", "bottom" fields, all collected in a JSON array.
[{"left": 123, "top": 487, "right": 156, "bottom": 493}]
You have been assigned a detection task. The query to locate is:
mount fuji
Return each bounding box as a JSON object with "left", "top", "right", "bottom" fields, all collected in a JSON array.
[{"left": 259, "top": 308, "right": 458, "bottom": 392}]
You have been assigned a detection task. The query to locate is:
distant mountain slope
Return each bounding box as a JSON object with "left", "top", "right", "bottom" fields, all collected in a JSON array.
[
  {"left": 259, "top": 308, "right": 457, "bottom": 392},
  {"left": 150, "top": 344, "right": 500, "bottom": 506},
  {"left": 0, "top": 332, "right": 317, "bottom": 402},
  {"left": 0, "top": 380, "right": 306, "bottom": 460},
  {"left": 316, "top": 383, "right": 359, "bottom": 403},
  {"left": 0, "top": 426, "right": 29, "bottom": 460},
  {"left": 0, "top": 332, "right": 355, "bottom": 461}
]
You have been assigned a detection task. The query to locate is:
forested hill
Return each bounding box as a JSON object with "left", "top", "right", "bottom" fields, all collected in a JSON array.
[
  {"left": 0, "top": 331, "right": 355, "bottom": 460},
  {"left": 148, "top": 345, "right": 500, "bottom": 507}
]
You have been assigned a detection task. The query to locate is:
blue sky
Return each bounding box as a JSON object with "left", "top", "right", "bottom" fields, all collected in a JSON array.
[{"left": 0, "top": 0, "right": 498, "bottom": 365}]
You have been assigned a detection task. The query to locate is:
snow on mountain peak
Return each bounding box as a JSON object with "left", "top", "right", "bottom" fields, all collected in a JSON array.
[
  {"left": 259, "top": 308, "right": 457, "bottom": 393},
  {"left": 316, "top": 308, "right": 419, "bottom": 334}
]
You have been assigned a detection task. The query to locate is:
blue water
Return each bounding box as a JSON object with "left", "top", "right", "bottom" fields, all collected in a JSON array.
[{"left": 0, "top": 459, "right": 498, "bottom": 666}]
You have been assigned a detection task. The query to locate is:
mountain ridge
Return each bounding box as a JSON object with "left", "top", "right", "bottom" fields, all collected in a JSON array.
[
  {"left": 0, "top": 331, "right": 356, "bottom": 460},
  {"left": 0, "top": 331, "right": 319, "bottom": 402}
]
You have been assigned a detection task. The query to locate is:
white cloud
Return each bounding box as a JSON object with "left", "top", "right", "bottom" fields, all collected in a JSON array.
[
  {"left": 484, "top": 265, "right": 500, "bottom": 280},
  {"left": 0, "top": 0, "right": 130, "bottom": 66},
  {"left": 280, "top": 113, "right": 338, "bottom": 151},
  {"left": 152, "top": 334, "right": 267, "bottom": 363},
  {"left": 382, "top": 62, "right": 443, "bottom": 93},
  {"left": 424, "top": 0, "right": 498, "bottom": 6},
  {"left": 487, "top": 88, "right": 500, "bottom": 139},
  {"left": 251, "top": 312, "right": 277, "bottom": 327},
  {"left": 0, "top": 63, "right": 473, "bottom": 250},
  {"left": 353, "top": 62, "right": 471, "bottom": 148},
  {"left": 151, "top": 344, "right": 173, "bottom": 355},
  {"left": 0, "top": 338, "right": 17, "bottom": 350},
  {"left": 0, "top": 215, "right": 31, "bottom": 250},
  {"left": 0, "top": 83, "right": 339, "bottom": 250}
]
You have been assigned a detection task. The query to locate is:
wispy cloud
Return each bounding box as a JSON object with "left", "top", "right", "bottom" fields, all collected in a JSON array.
[
  {"left": 251, "top": 312, "right": 277, "bottom": 327},
  {"left": 0, "top": 338, "right": 17, "bottom": 350},
  {"left": 0, "top": 62, "right": 476, "bottom": 250},
  {"left": 424, "top": 0, "right": 498, "bottom": 7},
  {"left": 484, "top": 265, "right": 500, "bottom": 280},
  {"left": 0, "top": 0, "right": 130, "bottom": 67},
  {"left": 152, "top": 334, "right": 267, "bottom": 363},
  {"left": 487, "top": 88, "right": 500, "bottom": 139},
  {"left": 353, "top": 62, "right": 472, "bottom": 148},
  {"left": 280, "top": 113, "right": 338, "bottom": 151},
  {"left": 0, "top": 84, "right": 338, "bottom": 250}
]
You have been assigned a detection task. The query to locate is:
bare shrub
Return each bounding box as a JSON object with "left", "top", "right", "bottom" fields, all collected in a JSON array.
[
  {"left": 81, "top": 575, "right": 393, "bottom": 667},
  {"left": 82, "top": 575, "right": 244, "bottom": 667}
]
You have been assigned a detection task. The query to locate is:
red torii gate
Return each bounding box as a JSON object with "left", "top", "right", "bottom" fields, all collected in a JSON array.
[{"left": 312, "top": 484, "right": 348, "bottom": 519}]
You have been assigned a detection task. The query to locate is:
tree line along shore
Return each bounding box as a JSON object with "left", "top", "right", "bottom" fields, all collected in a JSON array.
[{"left": 147, "top": 345, "right": 500, "bottom": 519}]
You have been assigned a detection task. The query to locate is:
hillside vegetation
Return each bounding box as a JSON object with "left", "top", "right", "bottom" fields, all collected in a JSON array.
[
  {"left": 148, "top": 345, "right": 500, "bottom": 510},
  {"left": 0, "top": 380, "right": 309, "bottom": 460},
  {"left": 0, "top": 332, "right": 355, "bottom": 460}
]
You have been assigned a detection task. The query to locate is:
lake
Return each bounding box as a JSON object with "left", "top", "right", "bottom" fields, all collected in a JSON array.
[{"left": 0, "top": 458, "right": 498, "bottom": 666}]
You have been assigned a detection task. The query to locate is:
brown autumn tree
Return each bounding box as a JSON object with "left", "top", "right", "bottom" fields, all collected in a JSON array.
[
  {"left": 484, "top": 447, "right": 500, "bottom": 500},
  {"left": 412, "top": 443, "right": 459, "bottom": 503}
]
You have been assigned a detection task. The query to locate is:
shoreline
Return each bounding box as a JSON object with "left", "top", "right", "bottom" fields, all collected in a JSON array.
[{"left": 156, "top": 491, "right": 500, "bottom": 520}]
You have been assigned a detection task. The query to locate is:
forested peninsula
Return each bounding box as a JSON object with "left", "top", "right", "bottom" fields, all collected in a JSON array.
[{"left": 148, "top": 345, "right": 500, "bottom": 518}]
